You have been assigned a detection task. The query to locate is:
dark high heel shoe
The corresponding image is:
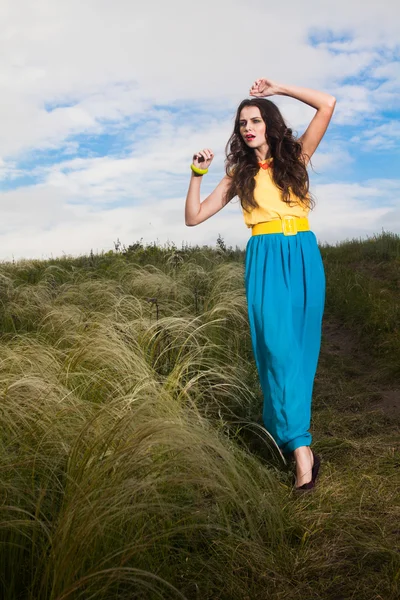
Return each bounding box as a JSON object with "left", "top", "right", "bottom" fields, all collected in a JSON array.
[{"left": 294, "top": 450, "right": 321, "bottom": 492}]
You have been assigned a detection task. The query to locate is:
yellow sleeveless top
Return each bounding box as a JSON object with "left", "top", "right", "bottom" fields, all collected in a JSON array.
[{"left": 242, "top": 158, "right": 310, "bottom": 229}]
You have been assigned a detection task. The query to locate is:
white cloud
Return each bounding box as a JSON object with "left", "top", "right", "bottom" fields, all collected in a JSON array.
[
  {"left": 350, "top": 121, "right": 400, "bottom": 149},
  {"left": 0, "top": 0, "right": 399, "bottom": 157},
  {"left": 0, "top": 191, "right": 245, "bottom": 260},
  {"left": 312, "top": 180, "right": 400, "bottom": 244},
  {"left": 309, "top": 143, "right": 355, "bottom": 173},
  {"left": 0, "top": 0, "right": 399, "bottom": 258},
  {"left": 0, "top": 159, "right": 22, "bottom": 181},
  {"left": 0, "top": 184, "right": 80, "bottom": 235},
  {"left": 1, "top": 177, "right": 398, "bottom": 260}
]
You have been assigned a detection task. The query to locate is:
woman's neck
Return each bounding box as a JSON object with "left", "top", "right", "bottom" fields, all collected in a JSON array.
[{"left": 254, "top": 143, "right": 271, "bottom": 162}]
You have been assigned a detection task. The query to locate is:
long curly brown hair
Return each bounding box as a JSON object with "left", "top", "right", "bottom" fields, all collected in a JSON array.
[{"left": 224, "top": 98, "right": 315, "bottom": 213}]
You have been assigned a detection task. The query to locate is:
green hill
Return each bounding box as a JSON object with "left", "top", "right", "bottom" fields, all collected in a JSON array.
[{"left": 0, "top": 231, "right": 399, "bottom": 599}]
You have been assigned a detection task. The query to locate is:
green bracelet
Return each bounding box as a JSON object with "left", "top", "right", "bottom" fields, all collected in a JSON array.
[{"left": 191, "top": 163, "right": 208, "bottom": 176}]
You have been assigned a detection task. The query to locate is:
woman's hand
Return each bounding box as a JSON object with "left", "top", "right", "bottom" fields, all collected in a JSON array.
[
  {"left": 193, "top": 148, "right": 214, "bottom": 169},
  {"left": 249, "top": 78, "right": 279, "bottom": 97}
]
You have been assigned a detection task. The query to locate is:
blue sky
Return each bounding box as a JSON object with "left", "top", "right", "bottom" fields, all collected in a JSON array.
[{"left": 0, "top": 0, "right": 399, "bottom": 259}]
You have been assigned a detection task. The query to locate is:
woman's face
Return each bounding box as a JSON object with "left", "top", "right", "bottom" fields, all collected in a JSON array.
[{"left": 239, "top": 106, "right": 267, "bottom": 149}]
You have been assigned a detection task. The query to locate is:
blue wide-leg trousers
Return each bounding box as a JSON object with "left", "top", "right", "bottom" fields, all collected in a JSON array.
[{"left": 245, "top": 230, "right": 326, "bottom": 454}]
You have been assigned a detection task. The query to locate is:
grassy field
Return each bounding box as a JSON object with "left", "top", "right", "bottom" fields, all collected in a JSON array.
[{"left": 0, "top": 231, "right": 399, "bottom": 599}]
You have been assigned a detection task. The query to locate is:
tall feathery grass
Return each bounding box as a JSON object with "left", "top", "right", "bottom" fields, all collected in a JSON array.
[
  {"left": 1, "top": 232, "right": 399, "bottom": 599},
  {"left": 0, "top": 254, "right": 296, "bottom": 600}
]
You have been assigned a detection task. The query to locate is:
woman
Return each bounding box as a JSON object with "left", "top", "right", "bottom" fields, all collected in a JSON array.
[{"left": 185, "top": 78, "right": 336, "bottom": 490}]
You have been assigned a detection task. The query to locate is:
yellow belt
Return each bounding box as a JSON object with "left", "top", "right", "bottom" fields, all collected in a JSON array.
[{"left": 252, "top": 217, "right": 310, "bottom": 236}]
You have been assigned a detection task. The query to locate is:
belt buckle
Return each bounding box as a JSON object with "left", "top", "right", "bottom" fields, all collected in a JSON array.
[{"left": 282, "top": 216, "right": 297, "bottom": 236}]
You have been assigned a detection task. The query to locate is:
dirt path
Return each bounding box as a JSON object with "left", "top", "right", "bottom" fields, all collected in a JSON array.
[{"left": 320, "top": 315, "right": 400, "bottom": 420}]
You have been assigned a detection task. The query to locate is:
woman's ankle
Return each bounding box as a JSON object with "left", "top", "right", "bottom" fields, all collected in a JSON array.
[{"left": 293, "top": 445, "right": 312, "bottom": 462}]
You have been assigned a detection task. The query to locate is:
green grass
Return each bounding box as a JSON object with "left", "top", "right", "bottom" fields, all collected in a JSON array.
[
  {"left": 0, "top": 231, "right": 399, "bottom": 599},
  {"left": 320, "top": 232, "right": 399, "bottom": 381}
]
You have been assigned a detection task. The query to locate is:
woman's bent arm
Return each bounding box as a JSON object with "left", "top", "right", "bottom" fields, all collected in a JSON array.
[
  {"left": 185, "top": 174, "right": 232, "bottom": 226},
  {"left": 250, "top": 79, "right": 336, "bottom": 164},
  {"left": 274, "top": 82, "right": 336, "bottom": 163},
  {"left": 272, "top": 82, "right": 336, "bottom": 112}
]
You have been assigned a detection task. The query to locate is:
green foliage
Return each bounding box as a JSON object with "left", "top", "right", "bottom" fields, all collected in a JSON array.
[{"left": 321, "top": 230, "right": 400, "bottom": 380}]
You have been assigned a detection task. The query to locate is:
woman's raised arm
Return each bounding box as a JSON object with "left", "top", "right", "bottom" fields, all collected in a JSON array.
[{"left": 249, "top": 78, "right": 336, "bottom": 164}]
